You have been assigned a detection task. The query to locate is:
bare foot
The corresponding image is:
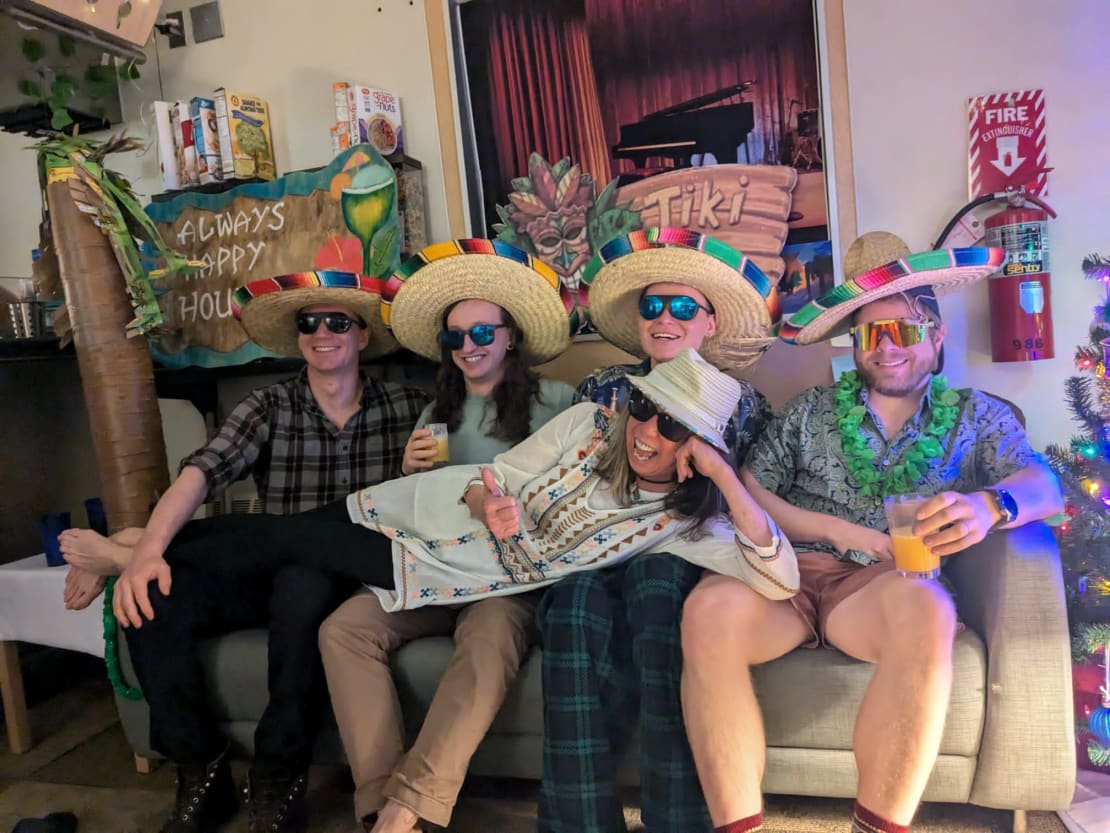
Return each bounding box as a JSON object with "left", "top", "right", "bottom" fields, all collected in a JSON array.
[
  {"left": 64, "top": 564, "right": 107, "bottom": 610},
  {"left": 371, "top": 800, "right": 422, "bottom": 833},
  {"left": 59, "top": 528, "right": 131, "bottom": 575}
]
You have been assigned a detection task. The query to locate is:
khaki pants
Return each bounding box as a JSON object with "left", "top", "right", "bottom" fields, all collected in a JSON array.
[{"left": 319, "top": 589, "right": 536, "bottom": 827}]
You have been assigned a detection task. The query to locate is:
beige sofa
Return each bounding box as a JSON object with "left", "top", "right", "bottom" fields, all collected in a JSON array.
[{"left": 114, "top": 520, "right": 1075, "bottom": 832}]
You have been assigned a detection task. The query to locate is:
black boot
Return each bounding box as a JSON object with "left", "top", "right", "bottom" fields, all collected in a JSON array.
[
  {"left": 246, "top": 770, "right": 307, "bottom": 833},
  {"left": 159, "top": 747, "right": 237, "bottom": 833}
]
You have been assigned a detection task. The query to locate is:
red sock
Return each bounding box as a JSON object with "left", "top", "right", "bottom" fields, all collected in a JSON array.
[
  {"left": 714, "top": 813, "right": 763, "bottom": 833},
  {"left": 852, "top": 801, "right": 909, "bottom": 833}
]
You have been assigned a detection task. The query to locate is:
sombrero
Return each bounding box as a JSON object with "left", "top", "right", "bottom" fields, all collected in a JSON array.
[
  {"left": 380, "top": 238, "right": 573, "bottom": 363},
  {"left": 233, "top": 271, "right": 397, "bottom": 358},
  {"left": 581, "top": 227, "right": 780, "bottom": 371},
  {"left": 777, "top": 232, "right": 1005, "bottom": 345}
]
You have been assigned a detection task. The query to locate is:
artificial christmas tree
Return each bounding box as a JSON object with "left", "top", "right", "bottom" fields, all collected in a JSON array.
[{"left": 1044, "top": 254, "right": 1110, "bottom": 770}]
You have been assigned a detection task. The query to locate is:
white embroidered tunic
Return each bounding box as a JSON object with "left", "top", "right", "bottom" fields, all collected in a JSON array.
[{"left": 347, "top": 403, "right": 798, "bottom": 611}]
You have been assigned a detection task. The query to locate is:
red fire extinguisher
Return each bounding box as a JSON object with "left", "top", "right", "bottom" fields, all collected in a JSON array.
[{"left": 935, "top": 187, "right": 1057, "bottom": 362}]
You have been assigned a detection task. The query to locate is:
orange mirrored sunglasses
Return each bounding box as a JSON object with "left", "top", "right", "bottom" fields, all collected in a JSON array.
[{"left": 849, "top": 318, "right": 936, "bottom": 350}]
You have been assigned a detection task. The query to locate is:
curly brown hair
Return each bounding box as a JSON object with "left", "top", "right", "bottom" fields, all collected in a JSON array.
[{"left": 428, "top": 302, "right": 543, "bottom": 443}]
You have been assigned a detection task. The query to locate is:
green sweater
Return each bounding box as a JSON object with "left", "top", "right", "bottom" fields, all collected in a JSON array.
[{"left": 414, "top": 377, "right": 576, "bottom": 465}]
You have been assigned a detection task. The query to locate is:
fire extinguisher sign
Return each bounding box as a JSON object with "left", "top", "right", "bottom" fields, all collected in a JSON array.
[{"left": 968, "top": 89, "right": 1048, "bottom": 199}]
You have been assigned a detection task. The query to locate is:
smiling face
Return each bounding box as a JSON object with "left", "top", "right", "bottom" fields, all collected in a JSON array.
[
  {"left": 296, "top": 303, "right": 369, "bottom": 375},
  {"left": 852, "top": 295, "right": 945, "bottom": 398},
  {"left": 445, "top": 299, "right": 512, "bottom": 391},
  {"left": 637, "top": 281, "right": 718, "bottom": 365},
  {"left": 624, "top": 406, "right": 682, "bottom": 486}
]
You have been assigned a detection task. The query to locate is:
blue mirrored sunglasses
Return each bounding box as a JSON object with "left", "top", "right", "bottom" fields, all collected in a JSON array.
[
  {"left": 439, "top": 323, "right": 509, "bottom": 350},
  {"left": 639, "top": 294, "right": 715, "bottom": 322}
]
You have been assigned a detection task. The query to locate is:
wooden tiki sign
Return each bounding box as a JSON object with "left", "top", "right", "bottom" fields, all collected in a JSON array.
[
  {"left": 145, "top": 144, "right": 400, "bottom": 368},
  {"left": 616, "top": 165, "right": 797, "bottom": 282}
]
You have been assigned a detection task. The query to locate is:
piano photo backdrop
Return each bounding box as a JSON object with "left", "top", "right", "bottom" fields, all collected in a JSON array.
[{"left": 458, "top": 0, "right": 832, "bottom": 333}]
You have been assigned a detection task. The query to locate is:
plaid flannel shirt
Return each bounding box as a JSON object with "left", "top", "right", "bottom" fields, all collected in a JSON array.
[{"left": 181, "top": 369, "right": 429, "bottom": 515}]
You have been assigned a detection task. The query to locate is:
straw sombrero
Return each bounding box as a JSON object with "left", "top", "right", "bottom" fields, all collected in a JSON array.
[
  {"left": 777, "top": 232, "right": 1005, "bottom": 345},
  {"left": 380, "top": 238, "right": 573, "bottom": 363},
  {"left": 581, "top": 227, "right": 780, "bottom": 371},
  {"left": 233, "top": 271, "right": 397, "bottom": 358}
]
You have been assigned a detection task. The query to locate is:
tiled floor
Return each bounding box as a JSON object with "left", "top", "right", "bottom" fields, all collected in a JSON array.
[{"left": 0, "top": 666, "right": 1098, "bottom": 832}]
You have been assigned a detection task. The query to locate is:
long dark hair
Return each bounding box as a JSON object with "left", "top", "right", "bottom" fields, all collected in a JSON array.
[
  {"left": 593, "top": 410, "right": 735, "bottom": 539},
  {"left": 429, "top": 301, "right": 542, "bottom": 443}
]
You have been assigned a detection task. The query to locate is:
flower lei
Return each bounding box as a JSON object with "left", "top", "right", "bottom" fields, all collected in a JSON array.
[
  {"left": 834, "top": 370, "right": 960, "bottom": 497},
  {"left": 103, "top": 577, "right": 143, "bottom": 701}
]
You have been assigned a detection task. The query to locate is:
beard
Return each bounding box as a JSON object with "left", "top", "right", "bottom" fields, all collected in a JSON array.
[{"left": 855, "top": 348, "right": 937, "bottom": 398}]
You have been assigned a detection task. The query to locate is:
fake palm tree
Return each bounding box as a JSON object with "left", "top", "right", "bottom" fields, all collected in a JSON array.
[{"left": 35, "top": 133, "right": 197, "bottom": 531}]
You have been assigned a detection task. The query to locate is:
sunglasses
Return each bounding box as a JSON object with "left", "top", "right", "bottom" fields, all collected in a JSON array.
[
  {"left": 627, "top": 389, "right": 694, "bottom": 443},
  {"left": 639, "top": 294, "right": 715, "bottom": 322},
  {"left": 439, "top": 323, "right": 509, "bottom": 351},
  {"left": 296, "top": 311, "right": 366, "bottom": 335},
  {"left": 849, "top": 318, "right": 936, "bottom": 351}
]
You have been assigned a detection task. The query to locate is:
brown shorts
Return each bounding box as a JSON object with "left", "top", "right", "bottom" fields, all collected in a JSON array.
[{"left": 789, "top": 550, "right": 896, "bottom": 648}]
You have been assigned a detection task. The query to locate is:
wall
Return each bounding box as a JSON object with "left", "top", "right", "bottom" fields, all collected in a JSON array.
[
  {"left": 842, "top": 0, "right": 1110, "bottom": 449},
  {"left": 0, "top": 0, "right": 450, "bottom": 561}
]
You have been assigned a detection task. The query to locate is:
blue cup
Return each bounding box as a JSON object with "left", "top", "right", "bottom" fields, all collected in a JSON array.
[
  {"left": 84, "top": 497, "right": 108, "bottom": 536},
  {"left": 40, "top": 511, "right": 72, "bottom": 567}
]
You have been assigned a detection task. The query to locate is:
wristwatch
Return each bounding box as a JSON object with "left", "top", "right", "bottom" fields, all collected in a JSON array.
[{"left": 984, "top": 488, "right": 1018, "bottom": 527}]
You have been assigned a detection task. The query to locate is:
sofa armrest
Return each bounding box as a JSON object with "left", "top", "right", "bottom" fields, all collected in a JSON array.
[{"left": 945, "top": 522, "right": 1075, "bottom": 810}]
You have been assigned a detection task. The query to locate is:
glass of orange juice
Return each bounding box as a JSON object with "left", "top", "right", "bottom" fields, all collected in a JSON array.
[
  {"left": 427, "top": 423, "right": 450, "bottom": 467},
  {"left": 883, "top": 493, "right": 940, "bottom": 579}
]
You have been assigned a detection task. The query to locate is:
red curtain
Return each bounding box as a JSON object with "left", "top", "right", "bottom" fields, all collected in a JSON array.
[
  {"left": 582, "top": 0, "right": 819, "bottom": 170},
  {"left": 486, "top": 4, "right": 612, "bottom": 189}
]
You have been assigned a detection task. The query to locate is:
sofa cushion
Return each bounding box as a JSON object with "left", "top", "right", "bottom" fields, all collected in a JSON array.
[{"left": 200, "top": 627, "right": 985, "bottom": 760}]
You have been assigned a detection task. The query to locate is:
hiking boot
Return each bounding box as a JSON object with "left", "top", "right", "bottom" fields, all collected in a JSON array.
[
  {"left": 159, "top": 747, "right": 237, "bottom": 833},
  {"left": 246, "top": 770, "right": 308, "bottom": 833}
]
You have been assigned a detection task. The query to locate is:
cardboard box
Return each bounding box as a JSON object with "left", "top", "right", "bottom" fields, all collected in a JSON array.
[
  {"left": 213, "top": 88, "right": 276, "bottom": 181},
  {"left": 345, "top": 84, "right": 404, "bottom": 157},
  {"left": 190, "top": 97, "right": 223, "bottom": 184}
]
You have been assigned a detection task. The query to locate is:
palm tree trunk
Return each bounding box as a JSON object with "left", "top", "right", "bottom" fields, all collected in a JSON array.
[{"left": 46, "top": 177, "right": 169, "bottom": 532}]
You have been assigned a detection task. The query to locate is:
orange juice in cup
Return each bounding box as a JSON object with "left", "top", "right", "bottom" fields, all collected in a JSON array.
[
  {"left": 883, "top": 493, "right": 940, "bottom": 579},
  {"left": 427, "top": 423, "right": 449, "bottom": 467}
]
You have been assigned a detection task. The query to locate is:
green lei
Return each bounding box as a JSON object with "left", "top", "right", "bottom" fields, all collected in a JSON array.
[
  {"left": 103, "top": 577, "right": 143, "bottom": 701},
  {"left": 834, "top": 370, "right": 960, "bottom": 497}
]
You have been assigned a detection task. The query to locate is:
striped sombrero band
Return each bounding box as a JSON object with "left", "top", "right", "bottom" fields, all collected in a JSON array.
[
  {"left": 777, "top": 231, "right": 1005, "bottom": 346},
  {"left": 581, "top": 227, "right": 780, "bottom": 372},
  {"left": 381, "top": 239, "right": 573, "bottom": 363},
  {"left": 233, "top": 271, "right": 396, "bottom": 358}
]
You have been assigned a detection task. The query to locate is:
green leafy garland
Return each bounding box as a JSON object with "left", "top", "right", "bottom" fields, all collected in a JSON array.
[
  {"left": 835, "top": 370, "right": 960, "bottom": 497},
  {"left": 102, "top": 577, "right": 143, "bottom": 701}
]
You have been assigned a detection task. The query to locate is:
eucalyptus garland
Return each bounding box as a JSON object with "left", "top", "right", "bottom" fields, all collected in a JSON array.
[
  {"left": 103, "top": 577, "right": 143, "bottom": 701},
  {"left": 835, "top": 370, "right": 960, "bottom": 497}
]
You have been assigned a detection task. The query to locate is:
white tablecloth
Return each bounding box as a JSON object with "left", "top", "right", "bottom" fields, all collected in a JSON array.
[{"left": 0, "top": 554, "right": 105, "bottom": 657}]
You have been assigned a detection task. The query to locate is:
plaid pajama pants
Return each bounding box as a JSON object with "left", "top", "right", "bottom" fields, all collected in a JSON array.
[{"left": 536, "top": 554, "right": 712, "bottom": 833}]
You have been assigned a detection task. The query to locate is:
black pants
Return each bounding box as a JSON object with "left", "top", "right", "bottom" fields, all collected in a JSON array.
[{"left": 124, "top": 500, "right": 395, "bottom": 776}]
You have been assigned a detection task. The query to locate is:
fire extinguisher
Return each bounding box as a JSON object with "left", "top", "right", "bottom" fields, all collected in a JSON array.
[{"left": 934, "top": 187, "right": 1058, "bottom": 363}]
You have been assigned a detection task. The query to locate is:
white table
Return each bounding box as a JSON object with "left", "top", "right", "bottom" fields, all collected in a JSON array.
[{"left": 0, "top": 554, "right": 105, "bottom": 752}]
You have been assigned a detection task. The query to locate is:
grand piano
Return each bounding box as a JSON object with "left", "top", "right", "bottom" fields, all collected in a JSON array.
[{"left": 611, "top": 83, "right": 756, "bottom": 173}]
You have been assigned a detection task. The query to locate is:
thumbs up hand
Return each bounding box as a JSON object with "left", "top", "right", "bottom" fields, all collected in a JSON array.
[{"left": 465, "top": 467, "right": 521, "bottom": 540}]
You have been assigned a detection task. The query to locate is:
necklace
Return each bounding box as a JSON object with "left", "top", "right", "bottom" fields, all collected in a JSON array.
[{"left": 834, "top": 370, "right": 960, "bottom": 497}]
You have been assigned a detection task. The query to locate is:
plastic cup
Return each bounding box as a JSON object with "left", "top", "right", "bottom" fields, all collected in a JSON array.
[
  {"left": 40, "top": 511, "right": 72, "bottom": 567},
  {"left": 883, "top": 494, "right": 940, "bottom": 580},
  {"left": 427, "top": 423, "right": 449, "bottom": 467}
]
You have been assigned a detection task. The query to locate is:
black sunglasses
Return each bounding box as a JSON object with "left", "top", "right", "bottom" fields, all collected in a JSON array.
[
  {"left": 439, "top": 324, "right": 509, "bottom": 351},
  {"left": 296, "top": 312, "right": 366, "bottom": 335},
  {"left": 639, "top": 294, "right": 715, "bottom": 322},
  {"left": 627, "top": 388, "right": 694, "bottom": 443}
]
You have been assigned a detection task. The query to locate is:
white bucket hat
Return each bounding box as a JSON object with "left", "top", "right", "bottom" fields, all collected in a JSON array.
[{"left": 627, "top": 348, "right": 742, "bottom": 453}]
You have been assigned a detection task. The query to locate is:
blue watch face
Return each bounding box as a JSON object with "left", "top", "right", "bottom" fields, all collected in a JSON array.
[{"left": 995, "top": 488, "right": 1018, "bottom": 520}]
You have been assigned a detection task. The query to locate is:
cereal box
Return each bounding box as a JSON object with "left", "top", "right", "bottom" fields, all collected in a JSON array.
[
  {"left": 213, "top": 88, "right": 276, "bottom": 181},
  {"left": 190, "top": 97, "right": 223, "bottom": 184},
  {"left": 345, "top": 85, "right": 404, "bottom": 158}
]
